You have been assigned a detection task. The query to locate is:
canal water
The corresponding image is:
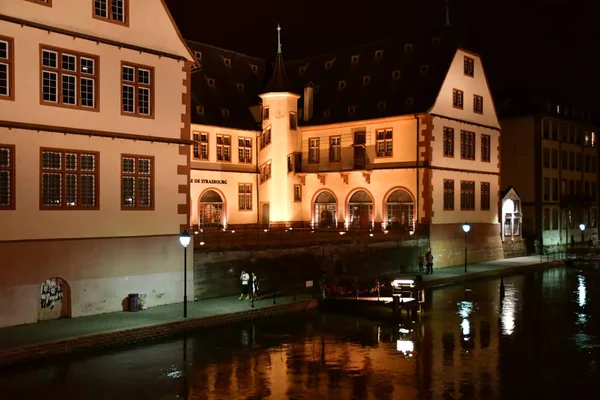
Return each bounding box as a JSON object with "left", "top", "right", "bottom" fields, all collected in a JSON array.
[{"left": 1, "top": 266, "right": 599, "bottom": 399}]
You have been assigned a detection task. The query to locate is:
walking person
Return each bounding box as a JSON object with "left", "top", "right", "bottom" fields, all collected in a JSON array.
[
  {"left": 239, "top": 270, "right": 250, "bottom": 300},
  {"left": 418, "top": 253, "right": 425, "bottom": 274},
  {"left": 426, "top": 251, "right": 434, "bottom": 275},
  {"left": 251, "top": 272, "right": 259, "bottom": 300}
]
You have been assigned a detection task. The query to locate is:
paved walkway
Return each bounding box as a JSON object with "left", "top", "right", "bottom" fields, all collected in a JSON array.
[{"left": 0, "top": 255, "right": 560, "bottom": 352}]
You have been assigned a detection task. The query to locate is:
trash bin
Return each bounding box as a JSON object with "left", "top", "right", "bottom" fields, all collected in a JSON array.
[{"left": 128, "top": 293, "right": 140, "bottom": 312}]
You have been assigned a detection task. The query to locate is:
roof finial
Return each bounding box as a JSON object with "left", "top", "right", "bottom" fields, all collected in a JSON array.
[
  {"left": 277, "top": 23, "right": 282, "bottom": 55},
  {"left": 444, "top": 0, "right": 451, "bottom": 27}
]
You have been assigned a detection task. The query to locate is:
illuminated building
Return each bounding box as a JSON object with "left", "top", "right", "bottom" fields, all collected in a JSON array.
[
  {"left": 188, "top": 27, "right": 503, "bottom": 267},
  {"left": 498, "top": 96, "right": 599, "bottom": 248},
  {"left": 0, "top": 0, "right": 194, "bottom": 327}
]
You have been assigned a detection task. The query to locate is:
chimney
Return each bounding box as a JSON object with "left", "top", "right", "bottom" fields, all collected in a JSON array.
[{"left": 303, "top": 86, "right": 314, "bottom": 121}]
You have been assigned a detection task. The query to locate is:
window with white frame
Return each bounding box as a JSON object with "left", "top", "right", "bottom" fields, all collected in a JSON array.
[
  {"left": 193, "top": 132, "right": 208, "bottom": 160},
  {"left": 238, "top": 183, "right": 252, "bottom": 210},
  {"left": 216, "top": 135, "right": 231, "bottom": 162},
  {"left": 238, "top": 137, "right": 252, "bottom": 163},
  {"left": 0, "top": 37, "right": 14, "bottom": 99},
  {"left": 260, "top": 127, "right": 271, "bottom": 149},
  {"left": 121, "top": 63, "right": 153, "bottom": 117},
  {"left": 121, "top": 155, "right": 153, "bottom": 209},
  {"left": 260, "top": 161, "right": 272, "bottom": 183},
  {"left": 453, "top": 89, "right": 464, "bottom": 109},
  {"left": 41, "top": 47, "right": 98, "bottom": 109},
  {"left": 94, "top": 0, "right": 127, "bottom": 24},
  {"left": 309, "top": 138, "right": 320, "bottom": 163},
  {"left": 330, "top": 136, "right": 341, "bottom": 162},
  {"left": 460, "top": 181, "right": 475, "bottom": 210},
  {"left": 0, "top": 144, "right": 14, "bottom": 209},
  {"left": 376, "top": 129, "right": 393, "bottom": 157}
]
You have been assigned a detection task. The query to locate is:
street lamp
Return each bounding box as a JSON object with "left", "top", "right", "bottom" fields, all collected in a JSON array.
[
  {"left": 462, "top": 223, "right": 471, "bottom": 273},
  {"left": 179, "top": 231, "right": 191, "bottom": 318},
  {"left": 579, "top": 223, "right": 586, "bottom": 245}
]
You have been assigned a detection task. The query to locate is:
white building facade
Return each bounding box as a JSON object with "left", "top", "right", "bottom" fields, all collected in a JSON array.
[{"left": 0, "top": 0, "right": 194, "bottom": 327}]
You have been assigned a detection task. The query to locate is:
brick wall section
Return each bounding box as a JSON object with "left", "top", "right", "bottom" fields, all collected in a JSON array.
[
  {"left": 419, "top": 115, "right": 434, "bottom": 224},
  {"left": 0, "top": 299, "right": 318, "bottom": 368},
  {"left": 178, "top": 61, "right": 192, "bottom": 232}
]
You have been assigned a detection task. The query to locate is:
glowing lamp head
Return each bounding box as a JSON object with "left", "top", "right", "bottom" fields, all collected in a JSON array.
[
  {"left": 179, "top": 231, "right": 191, "bottom": 247},
  {"left": 462, "top": 223, "right": 471, "bottom": 233},
  {"left": 579, "top": 223, "right": 586, "bottom": 232}
]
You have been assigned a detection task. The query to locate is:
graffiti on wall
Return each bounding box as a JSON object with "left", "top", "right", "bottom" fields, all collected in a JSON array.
[{"left": 41, "top": 278, "right": 64, "bottom": 310}]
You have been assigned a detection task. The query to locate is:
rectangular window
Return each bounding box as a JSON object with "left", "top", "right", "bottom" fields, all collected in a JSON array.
[
  {"left": 576, "top": 153, "right": 582, "bottom": 172},
  {"left": 542, "top": 120, "right": 550, "bottom": 139},
  {"left": 294, "top": 184, "right": 302, "bottom": 202},
  {"left": 263, "top": 106, "right": 269, "bottom": 120},
  {"left": 376, "top": 129, "right": 393, "bottom": 157},
  {"left": 330, "top": 136, "right": 341, "bottom": 162},
  {"left": 40, "top": 148, "right": 99, "bottom": 209},
  {"left": 216, "top": 135, "right": 231, "bottom": 162},
  {"left": 551, "top": 121, "right": 558, "bottom": 141},
  {"left": 260, "top": 127, "right": 271, "bottom": 149},
  {"left": 593, "top": 182, "right": 597, "bottom": 201},
  {"left": 460, "top": 181, "right": 475, "bottom": 210},
  {"left": 287, "top": 154, "right": 293, "bottom": 172},
  {"left": 576, "top": 180, "right": 582, "bottom": 196},
  {"left": 481, "top": 134, "right": 491, "bottom": 162},
  {"left": 443, "top": 179, "right": 454, "bottom": 210},
  {"left": 238, "top": 137, "right": 252, "bottom": 163},
  {"left": 0, "top": 36, "right": 14, "bottom": 100},
  {"left": 260, "top": 160, "right": 272, "bottom": 183},
  {"left": 121, "top": 155, "right": 154, "bottom": 210},
  {"left": 0, "top": 144, "right": 15, "bottom": 209},
  {"left": 560, "top": 124, "right": 567, "bottom": 142},
  {"left": 543, "top": 208, "right": 550, "bottom": 231},
  {"left": 592, "top": 156, "right": 597, "bottom": 173},
  {"left": 94, "top": 0, "right": 127, "bottom": 24},
  {"left": 542, "top": 147, "right": 549, "bottom": 168},
  {"left": 473, "top": 95, "right": 483, "bottom": 114},
  {"left": 552, "top": 178, "right": 558, "bottom": 201},
  {"left": 480, "top": 182, "right": 490, "bottom": 210},
  {"left": 585, "top": 181, "right": 590, "bottom": 197},
  {"left": 443, "top": 127, "right": 454, "bottom": 157},
  {"left": 41, "top": 46, "right": 98, "bottom": 110},
  {"left": 460, "top": 130, "right": 475, "bottom": 160},
  {"left": 552, "top": 208, "right": 559, "bottom": 230},
  {"left": 551, "top": 149, "right": 558, "bottom": 169},
  {"left": 238, "top": 183, "right": 252, "bottom": 211},
  {"left": 121, "top": 62, "right": 153, "bottom": 117},
  {"left": 561, "top": 150, "right": 568, "bottom": 170},
  {"left": 309, "top": 138, "right": 320, "bottom": 163},
  {"left": 453, "top": 89, "right": 464, "bottom": 109},
  {"left": 289, "top": 112, "right": 297, "bottom": 130},
  {"left": 543, "top": 177, "right": 549, "bottom": 201},
  {"left": 585, "top": 154, "right": 591, "bottom": 172},
  {"left": 561, "top": 179, "right": 566, "bottom": 196},
  {"left": 464, "top": 56, "right": 474, "bottom": 77},
  {"left": 569, "top": 152, "right": 574, "bottom": 171}
]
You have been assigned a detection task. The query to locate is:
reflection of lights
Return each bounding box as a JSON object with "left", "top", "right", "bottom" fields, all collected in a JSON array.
[
  {"left": 369, "top": 233, "right": 374, "bottom": 237},
  {"left": 392, "top": 279, "right": 415, "bottom": 287},
  {"left": 199, "top": 241, "right": 205, "bottom": 246},
  {"left": 461, "top": 319, "right": 470, "bottom": 338},
  {"left": 339, "top": 231, "right": 346, "bottom": 235},
  {"left": 396, "top": 340, "right": 414, "bottom": 355},
  {"left": 377, "top": 326, "right": 381, "bottom": 343},
  {"left": 458, "top": 300, "right": 473, "bottom": 339},
  {"left": 578, "top": 275, "right": 587, "bottom": 307},
  {"left": 399, "top": 328, "right": 410, "bottom": 334},
  {"left": 501, "top": 296, "right": 516, "bottom": 336}
]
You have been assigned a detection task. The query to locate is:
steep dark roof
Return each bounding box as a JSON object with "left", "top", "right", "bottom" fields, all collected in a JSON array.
[
  {"left": 188, "top": 28, "right": 458, "bottom": 130},
  {"left": 496, "top": 93, "right": 599, "bottom": 125}
]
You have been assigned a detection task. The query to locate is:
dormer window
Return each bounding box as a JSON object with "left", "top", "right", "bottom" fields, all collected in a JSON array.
[
  {"left": 375, "top": 50, "right": 383, "bottom": 59},
  {"left": 206, "top": 78, "right": 215, "bottom": 88},
  {"left": 325, "top": 60, "right": 334, "bottom": 70},
  {"left": 392, "top": 70, "right": 401, "bottom": 80},
  {"left": 221, "top": 108, "right": 229, "bottom": 118},
  {"left": 194, "top": 51, "right": 202, "bottom": 61},
  {"left": 190, "top": 64, "right": 199, "bottom": 72},
  {"left": 420, "top": 65, "right": 429, "bottom": 74},
  {"left": 348, "top": 105, "right": 356, "bottom": 115},
  {"left": 404, "top": 44, "right": 413, "bottom": 53},
  {"left": 236, "top": 83, "right": 244, "bottom": 92},
  {"left": 338, "top": 80, "right": 346, "bottom": 90},
  {"left": 363, "top": 76, "right": 371, "bottom": 85},
  {"left": 196, "top": 105, "right": 204, "bottom": 115},
  {"left": 250, "top": 64, "right": 258, "bottom": 73},
  {"left": 299, "top": 66, "right": 306, "bottom": 75},
  {"left": 406, "top": 97, "right": 414, "bottom": 107},
  {"left": 323, "top": 109, "right": 331, "bottom": 118},
  {"left": 377, "top": 101, "right": 386, "bottom": 111},
  {"left": 351, "top": 55, "right": 360, "bottom": 64},
  {"left": 556, "top": 104, "right": 561, "bottom": 114},
  {"left": 432, "top": 37, "right": 441, "bottom": 46},
  {"left": 224, "top": 58, "right": 231, "bottom": 67}
]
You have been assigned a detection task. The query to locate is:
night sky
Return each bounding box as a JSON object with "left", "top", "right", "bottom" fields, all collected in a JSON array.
[{"left": 165, "top": 0, "right": 599, "bottom": 109}]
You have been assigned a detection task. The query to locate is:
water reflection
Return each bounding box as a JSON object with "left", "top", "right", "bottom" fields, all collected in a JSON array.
[{"left": 1, "top": 267, "right": 599, "bottom": 400}]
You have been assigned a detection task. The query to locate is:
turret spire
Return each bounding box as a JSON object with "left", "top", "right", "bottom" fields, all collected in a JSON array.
[{"left": 277, "top": 23, "right": 282, "bottom": 55}]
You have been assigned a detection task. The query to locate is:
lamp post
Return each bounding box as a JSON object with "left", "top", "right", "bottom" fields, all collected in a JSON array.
[
  {"left": 462, "top": 223, "right": 471, "bottom": 273},
  {"left": 179, "top": 231, "right": 191, "bottom": 318},
  {"left": 579, "top": 223, "right": 586, "bottom": 246}
]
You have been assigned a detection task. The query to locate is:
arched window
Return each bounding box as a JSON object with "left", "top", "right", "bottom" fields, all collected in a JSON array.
[
  {"left": 349, "top": 190, "right": 373, "bottom": 229},
  {"left": 314, "top": 191, "right": 337, "bottom": 228},
  {"left": 386, "top": 189, "right": 414, "bottom": 231},
  {"left": 199, "top": 190, "right": 224, "bottom": 227}
]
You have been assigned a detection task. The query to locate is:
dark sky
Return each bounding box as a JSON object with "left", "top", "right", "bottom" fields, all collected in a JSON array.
[{"left": 165, "top": 0, "right": 599, "bottom": 108}]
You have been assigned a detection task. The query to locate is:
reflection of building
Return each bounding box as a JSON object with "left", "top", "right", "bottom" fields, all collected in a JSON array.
[
  {"left": 0, "top": 0, "right": 194, "bottom": 327},
  {"left": 188, "top": 27, "right": 503, "bottom": 266},
  {"left": 499, "top": 95, "right": 599, "bottom": 248}
]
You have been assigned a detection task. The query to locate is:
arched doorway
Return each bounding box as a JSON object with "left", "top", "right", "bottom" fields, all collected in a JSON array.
[
  {"left": 199, "top": 190, "right": 224, "bottom": 227},
  {"left": 348, "top": 190, "right": 373, "bottom": 229},
  {"left": 386, "top": 189, "right": 414, "bottom": 231},
  {"left": 314, "top": 191, "right": 337, "bottom": 228},
  {"left": 39, "top": 277, "right": 71, "bottom": 321}
]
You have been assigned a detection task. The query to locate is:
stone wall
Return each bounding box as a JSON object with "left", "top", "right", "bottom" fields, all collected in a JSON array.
[
  {"left": 193, "top": 238, "right": 431, "bottom": 299},
  {"left": 502, "top": 239, "right": 528, "bottom": 258}
]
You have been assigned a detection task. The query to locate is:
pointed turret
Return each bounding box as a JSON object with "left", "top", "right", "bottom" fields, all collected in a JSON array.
[{"left": 262, "top": 24, "right": 295, "bottom": 94}]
